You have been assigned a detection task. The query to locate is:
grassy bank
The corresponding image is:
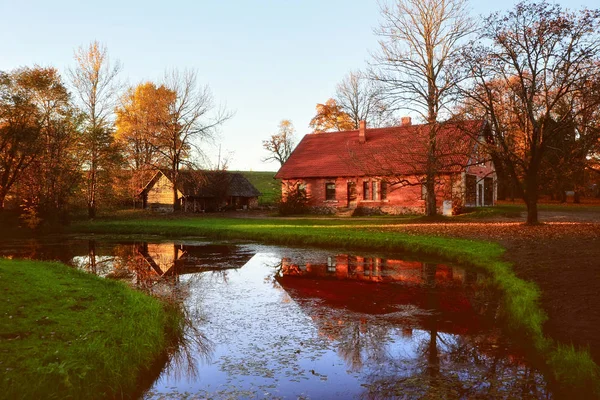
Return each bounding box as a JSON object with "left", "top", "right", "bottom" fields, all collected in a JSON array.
[
  {"left": 0, "top": 258, "right": 183, "bottom": 399},
  {"left": 71, "top": 215, "right": 600, "bottom": 397}
]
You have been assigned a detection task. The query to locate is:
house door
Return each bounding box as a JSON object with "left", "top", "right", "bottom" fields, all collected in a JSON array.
[
  {"left": 347, "top": 182, "right": 357, "bottom": 208},
  {"left": 478, "top": 183, "right": 484, "bottom": 206},
  {"left": 484, "top": 177, "right": 494, "bottom": 206}
]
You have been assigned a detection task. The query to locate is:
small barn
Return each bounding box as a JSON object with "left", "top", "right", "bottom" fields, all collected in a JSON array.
[{"left": 140, "top": 170, "right": 261, "bottom": 212}]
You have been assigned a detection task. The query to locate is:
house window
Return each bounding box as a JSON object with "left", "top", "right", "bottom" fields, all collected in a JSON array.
[
  {"left": 327, "top": 256, "right": 336, "bottom": 272},
  {"left": 381, "top": 181, "right": 387, "bottom": 200},
  {"left": 372, "top": 181, "right": 379, "bottom": 200},
  {"left": 325, "top": 182, "right": 336, "bottom": 201},
  {"left": 363, "top": 181, "right": 370, "bottom": 200},
  {"left": 421, "top": 184, "right": 427, "bottom": 200}
]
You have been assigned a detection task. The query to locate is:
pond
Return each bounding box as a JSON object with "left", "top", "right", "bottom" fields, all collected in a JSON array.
[{"left": 0, "top": 236, "right": 552, "bottom": 399}]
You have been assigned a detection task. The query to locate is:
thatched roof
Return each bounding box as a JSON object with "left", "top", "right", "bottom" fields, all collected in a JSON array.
[{"left": 142, "top": 170, "right": 261, "bottom": 198}]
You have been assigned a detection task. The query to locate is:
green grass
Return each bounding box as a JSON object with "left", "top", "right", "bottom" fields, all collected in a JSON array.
[
  {"left": 70, "top": 215, "right": 600, "bottom": 397},
  {"left": 236, "top": 170, "right": 280, "bottom": 205},
  {"left": 0, "top": 258, "right": 183, "bottom": 400}
]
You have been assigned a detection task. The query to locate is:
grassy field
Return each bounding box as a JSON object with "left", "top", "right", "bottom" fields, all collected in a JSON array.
[
  {"left": 237, "top": 170, "right": 280, "bottom": 205},
  {"left": 0, "top": 258, "right": 183, "bottom": 399},
  {"left": 70, "top": 214, "right": 599, "bottom": 397}
]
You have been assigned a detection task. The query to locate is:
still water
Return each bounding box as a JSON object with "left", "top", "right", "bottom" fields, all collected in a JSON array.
[{"left": 0, "top": 236, "right": 551, "bottom": 399}]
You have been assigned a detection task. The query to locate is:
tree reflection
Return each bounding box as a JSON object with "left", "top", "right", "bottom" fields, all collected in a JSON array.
[{"left": 277, "top": 254, "right": 550, "bottom": 399}]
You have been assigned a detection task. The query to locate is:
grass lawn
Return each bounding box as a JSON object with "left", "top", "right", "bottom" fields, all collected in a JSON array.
[
  {"left": 0, "top": 258, "right": 183, "bottom": 399},
  {"left": 237, "top": 170, "right": 280, "bottom": 205},
  {"left": 70, "top": 214, "right": 600, "bottom": 397}
]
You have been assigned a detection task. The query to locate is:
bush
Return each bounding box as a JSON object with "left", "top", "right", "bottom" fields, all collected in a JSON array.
[{"left": 278, "top": 184, "right": 309, "bottom": 215}]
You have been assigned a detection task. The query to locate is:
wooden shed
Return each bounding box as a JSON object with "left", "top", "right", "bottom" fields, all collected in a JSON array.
[{"left": 140, "top": 170, "right": 261, "bottom": 212}]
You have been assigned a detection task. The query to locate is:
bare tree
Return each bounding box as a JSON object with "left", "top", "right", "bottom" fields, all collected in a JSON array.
[
  {"left": 460, "top": 1, "right": 600, "bottom": 224},
  {"left": 335, "top": 70, "right": 395, "bottom": 129},
  {"left": 262, "top": 119, "right": 295, "bottom": 166},
  {"left": 154, "top": 69, "right": 232, "bottom": 211},
  {"left": 69, "top": 41, "right": 122, "bottom": 218},
  {"left": 371, "top": 0, "right": 475, "bottom": 215}
]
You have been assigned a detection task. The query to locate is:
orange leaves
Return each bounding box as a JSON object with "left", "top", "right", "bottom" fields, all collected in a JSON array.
[
  {"left": 115, "top": 82, "right": 176, "bottom": 169},
  {"left": 309, "top": 98, "right": 355, "bottom": 133}
]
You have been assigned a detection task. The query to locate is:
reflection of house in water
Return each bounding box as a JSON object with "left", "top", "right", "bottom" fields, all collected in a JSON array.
[
  {"left": 275, "top": 253, "right": 545, "bottom": 398},
  {"left": 280, "top": 254, "right": 478, "bottom": 287},
  {"left": 277, "top": 254, "right": 486, "bottom": 335},
  {"left": 136, "top": 243, "right": 256, "bottom": 277}
]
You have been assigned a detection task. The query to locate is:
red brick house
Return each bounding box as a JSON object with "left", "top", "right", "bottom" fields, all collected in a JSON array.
[{"left": 274, "top": 119, "right": 496, "bottom": 214}]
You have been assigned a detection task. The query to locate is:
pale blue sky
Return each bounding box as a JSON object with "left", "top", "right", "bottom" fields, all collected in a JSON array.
[{"left": 1, "top": 0, "right": 597, "bottom": 171}]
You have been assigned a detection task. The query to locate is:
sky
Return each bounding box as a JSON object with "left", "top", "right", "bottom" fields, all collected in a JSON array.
[{"left": 1, "top": 0, "right": 597, "bottom": 172}]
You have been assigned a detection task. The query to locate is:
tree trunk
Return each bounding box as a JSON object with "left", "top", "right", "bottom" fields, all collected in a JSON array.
[
  {"left": 425, "top": 178, "right": 437, "bottom": 216},
  {"left": 87, "top": 160, "right": 97, "bottom": 219},
  {"left": 172, "top": 185, "right": 180, "bottom": 212},
  {"left": 526, "top": 199, "right": 538, "bottom": 224},
  {"left": 88, "top": 202, "right": 96, "bottom": 219},
  {"left": 425, "top": 121, "right": 437, "bottom": 217},
  {"left": 0, "top": 188, "right": 8, "bottom": 211},
  {"left": 525, "top": 175, "right": 539, "bottom": 224}
]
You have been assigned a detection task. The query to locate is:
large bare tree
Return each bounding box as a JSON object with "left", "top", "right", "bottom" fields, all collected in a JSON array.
[
  {"left": 155, "top": 69, "right": 232, "bottom": 211},
  {"left": 69, "top": 41, "right": 122, "bottom": 218},
  {"left": 335, "top": 70, "right": 395, "bottom": 129},
  {"left": 372, "top": 0, "right": 475, "bottom": 215},
  {"left": 262, "top": 119, "right": 295, "bottom": 166},
  {"left": 460, "top": 1, "right": 600, "bottom": 224}
]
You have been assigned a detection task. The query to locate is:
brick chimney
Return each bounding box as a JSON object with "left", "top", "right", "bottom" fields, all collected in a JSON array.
[
  {"left": 401, "top": 116, "right": 412, "bottom": 126},
  {"left": 359, "top": 120, "right": 366, "bottom": 143}
]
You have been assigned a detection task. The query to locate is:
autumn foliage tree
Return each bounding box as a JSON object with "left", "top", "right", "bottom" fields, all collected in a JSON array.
[
  {"left": 262, "top": 119, "right": 296, "bottom": 166},
  {"left": 0, "top": 70, "right": 43, "bottom": 211},
  {"left": 14, "top": 67, "right": 82, "bottom": 225},
  {"left": 309, "top": 99, "right": 355, "bottom": 133},
  {"left": 460, "top": 1, "right": 600, "bottom": 223},
  {"left": 115, "top": 82, "right": 176, "bottom": 204},
  {"left": 69, "top": 41, "right": 122, "bottom": 218}
]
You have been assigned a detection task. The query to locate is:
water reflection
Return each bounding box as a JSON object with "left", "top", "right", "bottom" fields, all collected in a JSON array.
[
  {"left": 0, "top": 238, "right": 551, "bottom": 399},
  {"left": 276, "top": 254, "right": 549, "bottom": 399}
]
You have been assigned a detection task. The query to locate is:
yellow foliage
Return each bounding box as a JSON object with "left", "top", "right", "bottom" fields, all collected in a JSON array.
[
  {"left": 309, "top": 98, "right": 355, "bottom": 133},
  {"left": 114, "top": 82, "right": 176, "bottom": 169}
]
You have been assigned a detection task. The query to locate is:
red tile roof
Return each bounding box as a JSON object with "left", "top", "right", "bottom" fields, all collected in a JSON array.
[{"left": 274, "top": 120, "right": 485, "bottom": 179}]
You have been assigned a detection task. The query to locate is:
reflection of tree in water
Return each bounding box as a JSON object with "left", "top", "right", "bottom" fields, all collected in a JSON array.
[
  {"left": 278, "top": 255, "right": 548, "bottom": 399},
  {"left": 76, "top": 240, "right": 218, "bottom": 385},
  {"left": 331, "top": 316, "right": 393, "bottom": 372},
  {"left": 80, "top": 240, "right": 118, "bottom": 276},
  {"left": 356, "top": 263, "right": 548, "bottom": 399}
]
